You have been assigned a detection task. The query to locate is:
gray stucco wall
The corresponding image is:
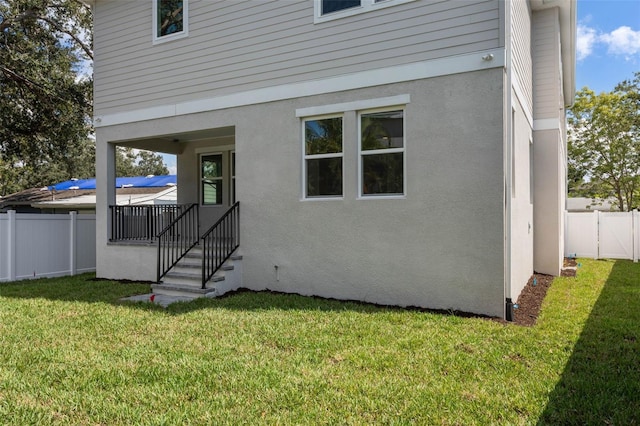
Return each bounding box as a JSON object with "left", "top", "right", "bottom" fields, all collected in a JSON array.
[
  {"left": 95, "top": 69, "right": 506, "bottom": 316},
  {"left": 236, "top": 70, "right": 505, "bottom": 316}
]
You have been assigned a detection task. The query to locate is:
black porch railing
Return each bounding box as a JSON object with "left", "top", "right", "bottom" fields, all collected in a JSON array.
[
  {"left": 156, "top": 203, "right": 200, "bottom": 282},
  {"left": 109, "top": 204, "right": 191, "bottom": 242},
  {"left": 201, "top": 202, "right": 240, "bottom": 288}
]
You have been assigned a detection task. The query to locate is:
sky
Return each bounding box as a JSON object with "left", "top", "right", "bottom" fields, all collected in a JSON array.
[
  {"left": 160, "top": 0, "right": 640, "bottom": 174},
  {"left": 575, "top": 0, "right": 640, "bottom": 93}
]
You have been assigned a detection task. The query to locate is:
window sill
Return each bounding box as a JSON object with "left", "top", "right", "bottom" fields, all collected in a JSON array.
[
  {"left": 301, "top": 196, "right": 344, "bottom": 202},
  {"left": 357, "top": 195, "right": 406, "bottom": 200}
]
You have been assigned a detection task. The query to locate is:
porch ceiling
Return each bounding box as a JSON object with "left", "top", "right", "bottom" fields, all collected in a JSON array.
[{"left": 116, "top": 126, "right": 235, "bottom": 155}]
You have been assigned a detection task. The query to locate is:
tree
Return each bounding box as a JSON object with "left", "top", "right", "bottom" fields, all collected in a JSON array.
[
  {"left": 0, "top": 0, "right": 93, "bottom": 194},
  {"left": 116, "top": 147, "right": 169, "bottom": 177},
  {"left": 568, "top": 83, "right": 640, "bottom": 211},
  {"left": 135, "top": 149, "right": 170, "bottom": 176}
]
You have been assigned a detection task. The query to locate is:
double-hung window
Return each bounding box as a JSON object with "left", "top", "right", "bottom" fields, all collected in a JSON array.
[
  {"left": 153, "top": 0, "right": 188, "bottom": 43},
  {"left": 359, "top": 109, "right": 405, "bottom": 197},
  {"left": 303, "top": 116, "right": 343, "bottom": 198},
  {"left": 315, "top": 0, "right": 416, "bottom": 23}
]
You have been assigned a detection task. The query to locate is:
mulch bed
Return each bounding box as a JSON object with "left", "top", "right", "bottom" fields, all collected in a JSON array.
[
  {"left": 512, "top": 273, "right": 555, "bottom": 326},
  {"left": 511, "top": 258, "right": 577, "bottom": 326}
]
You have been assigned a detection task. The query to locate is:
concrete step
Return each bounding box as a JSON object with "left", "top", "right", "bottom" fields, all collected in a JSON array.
[
  {"left": 151, "top": 283, "right": 217, "bottom": 298},
  {"left": 163, "top": 270, "right": 225, "bottom": 284},
  {"left": 153, "top": 250, "right": 243, "bottom": 301}
]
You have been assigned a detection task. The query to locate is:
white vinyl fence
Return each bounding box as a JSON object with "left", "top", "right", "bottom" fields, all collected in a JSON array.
[
  {"left": 0, "top": 211, "right": 96, "bottom": 282},
  {"left": 565, "top": 210, "right": 640, "bottom": 262}
]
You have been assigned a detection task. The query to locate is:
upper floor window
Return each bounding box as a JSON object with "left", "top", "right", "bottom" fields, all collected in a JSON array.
[
  {"left": 322, "top": 0, "right": 361, "bottom": 15},
  {"left": 315, "top": 0, "right": 417, "bottom": 23},
  {"left": 153, "top": 0, "right": 188, "bottom": 44}
]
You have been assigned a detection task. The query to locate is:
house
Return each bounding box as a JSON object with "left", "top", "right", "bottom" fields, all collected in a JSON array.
[
  {"left": 0, "top": 176, "right": 177, "bottom": 213},
  {"left": 566, "top": 197, "right": 616, "bottom": 212},
  {"left": 89, "top": 0, "right": 576, "bottom": 319}
]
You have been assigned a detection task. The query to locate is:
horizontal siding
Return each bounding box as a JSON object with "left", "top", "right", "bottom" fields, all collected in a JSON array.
[
  {"left": 510, "top": 0, "right": 532, "bottom": 113},
  {"left": 532, "top": 8, "right": 561, "bottom": 119},
  {"left": 94, "top": 0, "right": 501, "bottom": 116}
]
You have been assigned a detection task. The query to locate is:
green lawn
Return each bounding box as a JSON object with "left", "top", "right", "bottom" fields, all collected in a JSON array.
[{"left": 0, "top": 259, "right": 638, "bottom": 425}]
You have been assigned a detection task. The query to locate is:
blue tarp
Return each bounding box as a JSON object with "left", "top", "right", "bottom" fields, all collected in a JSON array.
[{"left": 52, "top": 175, "right": 177, "bottom": 190}]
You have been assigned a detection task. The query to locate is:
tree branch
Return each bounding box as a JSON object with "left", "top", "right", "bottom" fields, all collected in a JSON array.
[{"left": 36, "top": 15, "right": 93, "bottom": 60}]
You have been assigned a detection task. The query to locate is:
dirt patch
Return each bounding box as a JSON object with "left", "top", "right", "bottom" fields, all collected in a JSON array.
[{"left": 512, "top": 273, "right": 554, "bottom": 326}]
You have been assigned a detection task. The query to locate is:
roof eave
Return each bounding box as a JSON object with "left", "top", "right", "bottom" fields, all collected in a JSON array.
[{"left": 531, "top": 0, "right": 577, "bottom": 107}]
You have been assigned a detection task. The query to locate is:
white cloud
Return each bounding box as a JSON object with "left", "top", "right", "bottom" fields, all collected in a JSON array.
[
  {"left": 600, "top": 26, "right": 640, "bottom": 57},
  {"left": 577, "top": 24, "right": 640, "bottom": 61},
  {"left": 577, "top": 24, "right": 598, "bottom": 61}
]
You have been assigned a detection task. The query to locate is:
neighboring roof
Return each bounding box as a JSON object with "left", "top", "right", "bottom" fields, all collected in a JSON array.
[
  {"left": 0, "top": 175, "right": 177, "bottom": 210},
  {"left": 52, "top": 175, "right": 177, "bottom": 190},
  {"left": 31, "top": 186, "right": 177, "bottom": 209},
  {"left": 567, "top": 197, "right": 616, "bottom": 212}
]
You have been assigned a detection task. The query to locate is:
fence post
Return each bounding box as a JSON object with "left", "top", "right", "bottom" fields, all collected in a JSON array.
[
  {"left": 7, "top": 210, "right": 16, "bottom": 281},
  {"left": 634, "top": 209, "right": 639, "bottom": 263},
  {"left": 594, "top": 210, "right": 600, "bottom": 260},
  {"left": 70, "top": 211, "right": 77, "bottom": 276}
]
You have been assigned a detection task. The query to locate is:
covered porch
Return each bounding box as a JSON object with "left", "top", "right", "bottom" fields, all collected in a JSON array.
[{"left": 96, "top": 125, "right": 242, "bottom": 299}]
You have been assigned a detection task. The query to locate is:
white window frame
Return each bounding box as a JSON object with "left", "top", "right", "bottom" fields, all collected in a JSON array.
[
  {"left": 358, "top": 107, "right": 406, "bottom": 199},
  {"left": 200, "top": 152, "right": 224, "bottom": 206},
  {"left": 314, "top": 0, "right": 417, "bottom": 24},
  {"left": 153, "top": 0, "right": 189, "bottom": 45},
  {"left": 302, "top": 114, "right": 344, "bottom": 201}
]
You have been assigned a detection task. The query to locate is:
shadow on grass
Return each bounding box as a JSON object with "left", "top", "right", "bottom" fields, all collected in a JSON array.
[
  {"left": 538, "top": 260, "right": 640, "bottom": 425},
  {"left": 0, "top": 273, "right": 418, "bottom": 316}
]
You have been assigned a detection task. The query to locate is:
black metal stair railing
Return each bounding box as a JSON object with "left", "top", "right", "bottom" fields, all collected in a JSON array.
[
  {"left": 109, "top": 204, "right": 190, "bottom": 242},
  {"left": 156, "top": 203, "right": 199, "bottom": 282},
  {"left": 201, "top": 202, "right": 240, "bottom": 288}
]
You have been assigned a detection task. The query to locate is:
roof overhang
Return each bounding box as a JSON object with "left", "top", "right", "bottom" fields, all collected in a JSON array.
[{"left": 530, "top": 0, "right": 577, "bottom": 107}]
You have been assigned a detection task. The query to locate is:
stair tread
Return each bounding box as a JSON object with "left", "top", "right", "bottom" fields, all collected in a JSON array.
[
  {"left": 165, "top": 271, "right": 225, "bottom": 282},
  {"left": 152, "top": 283, "right": 217, "bottom": 295}
]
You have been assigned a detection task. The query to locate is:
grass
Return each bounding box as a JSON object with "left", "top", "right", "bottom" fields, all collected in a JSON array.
[{"left": 0, "top": 259, "right": 638, "bottom": 424}]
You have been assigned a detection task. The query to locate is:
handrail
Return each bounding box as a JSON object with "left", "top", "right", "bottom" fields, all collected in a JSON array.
[
  {"left": 201, "top": 202, "right": 240, "bottom": 288},
  {"left": 156, "top": 203, "right": 199, "bottom": 283}
]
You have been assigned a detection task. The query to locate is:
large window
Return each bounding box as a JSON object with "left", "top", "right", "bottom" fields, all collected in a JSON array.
[
  {"left": 201, "top": 154, "right": 223, "bottom": 205},
  {"left": 360, "top": 109, "right": 404, "bottom": 196},
  {"left": 304, "top": 117, "right": 343, "bottom": 198},
  {"left": 153, "top": 0, "right": 188, "bottom": 43}
]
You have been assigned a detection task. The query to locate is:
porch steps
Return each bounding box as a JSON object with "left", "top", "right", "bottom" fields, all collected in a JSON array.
[{"left": 151, "top": 248, "right": 243, "bottom": 300}]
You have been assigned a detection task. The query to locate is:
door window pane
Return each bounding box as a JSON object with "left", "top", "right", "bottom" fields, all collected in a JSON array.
[{"left": 202, "top": 154, "right": 223, "bottom": 205}]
